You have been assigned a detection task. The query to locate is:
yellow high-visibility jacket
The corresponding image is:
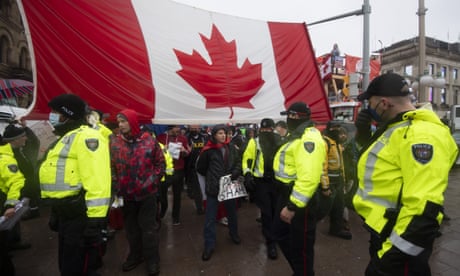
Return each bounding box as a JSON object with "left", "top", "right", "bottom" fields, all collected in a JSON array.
[
  {"left": 353, "top": 109, "right": 458, "bottom": 258},
  {"left": 0, "top": 143, "right": 25, "bottom": 207},
  {"left": 273, "top": 125, "right": 326, "bottom": 208},
  {"left": 159, "top": 142, "right": 174, "bottom": 180},
  {"left": 40, "top": 125, "right": 111, "bottom": 218},
  {"left": 242, "top": 138, "right": 264, "bottom": 177},
  {"left": 321, "top": 135, "right": 345, "bottom": 188}
]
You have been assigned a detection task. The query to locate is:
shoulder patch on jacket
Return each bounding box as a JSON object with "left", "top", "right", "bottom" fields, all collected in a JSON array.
[
  {"left": 8, "top": 164, "right": 19, "bottom": 173},
  {"left": 304, "top": 142, "right": 315, "bottom": 153},
  {"left": 85, "top": 138, "right": 99, "bottom": 151},
  {"left": 412, "top": 144, "right": 433, "bottom": 164}
]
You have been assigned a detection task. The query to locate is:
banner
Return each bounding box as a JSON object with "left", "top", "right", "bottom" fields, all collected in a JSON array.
[
  {"left": 18, "top": 0, "right": 331, "bottom": 124},
  {"left": 218, "top": 175, "right": 248, "bottom": 202}
]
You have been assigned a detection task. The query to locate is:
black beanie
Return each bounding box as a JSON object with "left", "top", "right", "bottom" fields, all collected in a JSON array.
[
  {"left": 3, "top": 124, "right": 26, "bottom": 142},
  {"left": 48, "top": 94, "right": 88, "bottom": 120}
]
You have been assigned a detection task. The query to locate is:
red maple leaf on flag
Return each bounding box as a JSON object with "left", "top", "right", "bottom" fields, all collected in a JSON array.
[{"left": 174, "top": 24, "right": 265, "bottom": 118}]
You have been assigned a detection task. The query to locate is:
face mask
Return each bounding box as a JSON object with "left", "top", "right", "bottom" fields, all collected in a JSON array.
[
  {"left": 367, "top": 101, "right": 383, "bottom": 122},
  {"left": 287, "top": 118, "right": 304, "bottom": 132},
  {"left": 48, "top": 112, "right": 61, "bottom": 126}
]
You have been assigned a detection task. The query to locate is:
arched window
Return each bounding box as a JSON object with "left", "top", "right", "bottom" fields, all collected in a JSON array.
[
  {"left": 19, "top": 47, "right": 29, "bottom": 69},
  {"left": 0, "top": 35, "right": 10, "bottom": 64}
]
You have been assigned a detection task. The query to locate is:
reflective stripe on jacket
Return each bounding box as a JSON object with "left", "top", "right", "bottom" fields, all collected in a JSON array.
[
  {"left": 273, "top": 126, "right": 326, "bottom": 208},
  {"left": 0, "top": 143, "right": 25, "bottom": 207},
  {"left": 353, "top": 109, "right": 458, "bottom": 258},
  {"left": 40, "top": 125, "right": 111, "bottom": 218}
]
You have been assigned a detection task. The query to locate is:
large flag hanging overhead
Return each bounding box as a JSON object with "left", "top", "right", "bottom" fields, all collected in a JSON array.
[{"left": 18, "top": 0, "right": 331, "bottom": 124}]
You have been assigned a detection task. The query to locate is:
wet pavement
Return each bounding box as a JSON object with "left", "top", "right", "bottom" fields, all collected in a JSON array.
[{"left": 11, "top": 166, "right": 460, "bottom": 275}]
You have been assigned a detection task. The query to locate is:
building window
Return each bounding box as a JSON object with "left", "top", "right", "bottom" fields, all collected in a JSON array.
[
  {"left": 454, "top": 69, "right": 458, "bottom": 80},
  {"left": 441, "top": 66, "right": 447, "bottom": 78},
  {"left": 19, "top": 47, "right": 29, "bottom": 69},
  {"left": 441, "top": 88, "right": 446, "bottom": 104},
  {"left": 428, "top": 64, "right": 434, "bottom": 75},
  {"left": 428, "top": 87, "right": 433, "bottom": 102},
  {"left": 0, "top": 35, "right": 9, "bottom": 64},
  {"left": 404, "top": 65, "right": 413, "bottom": 76}
]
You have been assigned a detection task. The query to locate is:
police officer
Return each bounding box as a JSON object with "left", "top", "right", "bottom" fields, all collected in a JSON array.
[
  {"left": 242, "top": 118, "right": 282, "bottom": 260},
  {"left": 353, "top": 73, "right": 458, "bottom": 275},
  {"left": 322, "top": 121, "right": 352, "bottom": 240},
  {"left": 272, "top": 102, "right": 327, "bottom": 275},
  {"left": 0, "top": 134, "right": 25, "bottom": 275},
  {"left": 40, "top": 94, "right": 111, "bottom": 276}
]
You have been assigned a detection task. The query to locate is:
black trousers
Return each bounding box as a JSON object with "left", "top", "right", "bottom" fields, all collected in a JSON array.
[
  {"left": 328, "top": 176, "right": 346, "bottom": 232},
  {"left": 56, "top": 214, "right": 101, "bottom": 276},
  {"left": 122, "top": 195, "right": 160, "bottom": 266},
  {"left": 365, "top": 231, "right": 432, "bottom": 276},
  {"left": 159, "top": 170, "right": 185, "bottom": 220},
  {"left": 272, "top": 184, "right": 317, "bottom": 276},
  {"left": 254, "top": 177, "right": 278, "bottom": 245}
]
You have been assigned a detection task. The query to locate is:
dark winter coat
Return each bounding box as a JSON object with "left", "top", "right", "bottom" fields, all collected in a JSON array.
[{"left": 196, "top": 141, "right": 241, "bottom": 197}]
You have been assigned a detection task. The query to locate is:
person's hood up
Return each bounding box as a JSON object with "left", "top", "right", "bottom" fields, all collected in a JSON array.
[{"left": 118, "top": 109, "right": 140, "bottom": 137}]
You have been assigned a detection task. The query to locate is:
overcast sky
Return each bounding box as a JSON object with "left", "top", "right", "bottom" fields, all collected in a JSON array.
[{"left": 173, "top": 0, "right": 460, "bottom": 57}]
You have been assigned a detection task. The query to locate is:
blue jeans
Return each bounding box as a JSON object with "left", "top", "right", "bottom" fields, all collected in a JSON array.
[{"left": 203, "top": 196, "right": 238, "bottom": 250}]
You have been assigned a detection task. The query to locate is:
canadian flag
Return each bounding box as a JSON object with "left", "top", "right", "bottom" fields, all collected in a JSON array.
[
  {"left": 316, "top": 54, "right": 332, "bottom": 82},
  {"left": 345, "top": 54, "right": 381, "bottom": 81},
  {"left": 18, "top": 0, "right": 331, "bottom": 124}
]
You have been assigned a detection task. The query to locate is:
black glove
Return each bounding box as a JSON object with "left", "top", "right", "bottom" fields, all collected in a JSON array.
[
  {"left": 355, "top": 109, "right": 373, "bottom": 146},
  {"left": 244, "top": 173, "right": 255, "bottom": 192},
  {"left": 83, "top": 218, "right": 105, "bottom": 247}
]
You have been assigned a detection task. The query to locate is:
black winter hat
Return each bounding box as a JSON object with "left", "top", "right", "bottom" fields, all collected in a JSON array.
[
  {"left": 280, "top": 102, "right": 311, "bottom": 118},
  {"left": 3, "top": 124, "right": 26, "bottom": 142},
  {"left": 48, "top": 94, "right": 88, "bottom": 120},
  {"left": 357, "top": 73, "right": 410, "bottom": 101},
  {"left": 260, "top": 118, "right": 275, "bottom": 129}
]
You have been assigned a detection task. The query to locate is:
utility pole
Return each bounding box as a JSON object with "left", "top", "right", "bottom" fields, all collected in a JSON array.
[
  {"left": 308, "top": 0, "right": 371, "bottom": 92},
  {"left": 361, "top": 0, "right": 371, "bottom": 91}
]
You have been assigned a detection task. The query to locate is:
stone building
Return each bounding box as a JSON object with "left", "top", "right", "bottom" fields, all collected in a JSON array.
[
  {"left": 0, "top": 0, "right": 32, "bottom": 106},
  {"left": 380, "top": 36, "right": 460, "bottom": 113}
]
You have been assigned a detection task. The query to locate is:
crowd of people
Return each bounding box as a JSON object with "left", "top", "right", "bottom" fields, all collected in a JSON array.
[{"left": 0, "top": 72, "right": 458, "bottom": 276}]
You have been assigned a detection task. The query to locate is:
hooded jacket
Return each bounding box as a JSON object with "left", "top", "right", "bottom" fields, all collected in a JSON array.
[{"left": 110, "top": 109, "right": 165, "bottom": 201}]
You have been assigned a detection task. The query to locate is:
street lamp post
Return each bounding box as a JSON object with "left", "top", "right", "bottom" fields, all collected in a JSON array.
[{"left": 417, "top": 0, "right": 427, "bottom": 103}]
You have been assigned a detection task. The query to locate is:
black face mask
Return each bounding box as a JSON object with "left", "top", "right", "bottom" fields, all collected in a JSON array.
[
  {"left": 189, "top": 130, "right": 198, "bottom": 136},
  {"left": 287, "top": 118, "right": 304, "bottom": 132}
]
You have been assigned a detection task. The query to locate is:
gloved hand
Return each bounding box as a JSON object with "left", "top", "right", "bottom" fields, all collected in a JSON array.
[
  {"left": 244, "top": 172, "right": 255, "bottom": 192},
  {"left": 355, "top": 109, "right": 373, "bottom": 145},
  {"left": 83, "top": 218, "right": 105, "bottom": 247}
]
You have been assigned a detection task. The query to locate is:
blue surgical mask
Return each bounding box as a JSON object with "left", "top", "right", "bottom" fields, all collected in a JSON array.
[
  {"left": 48, "top": 112, "right": 61, "bottom": 126},
  {"left": 367, "top": 101, "right": 383, "bottom": 122}
]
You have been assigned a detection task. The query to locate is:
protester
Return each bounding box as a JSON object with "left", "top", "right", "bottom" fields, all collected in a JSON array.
[
  {"left": 272, "top": 101, "right": 327, "bottom": 275},
  {"left": 242, "top": 118, "right": 282, "bottom": 259},
  {"left": 40, "top": 93, "right": 111, "bottom": 275},
  {"left": 110, "top": 109, "right": 165, "bottom": 275},
  {"left": 353, "top": 73, "right": 458, "bottom": 275},
  {"left": 157, "top": 125, "right": 190, "bottom": 225},
  {"left": 322, "top": 121, "right": 352, "bottom": 240},
  {"left": 196, "top": 124, "right": 242, "bottom": 261}
]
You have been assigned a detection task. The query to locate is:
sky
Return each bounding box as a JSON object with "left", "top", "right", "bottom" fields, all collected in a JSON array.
[{"left": 173, "top": 0, "right": 460, "bottom": 57}]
